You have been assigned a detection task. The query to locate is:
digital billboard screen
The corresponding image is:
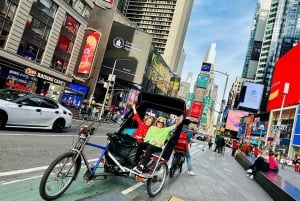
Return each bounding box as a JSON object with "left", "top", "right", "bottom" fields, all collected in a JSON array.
[
  {"left": 225, "top": 110, "right": 249, "bottom": 132},
  {"left": 238, "top": 82, "right": 263, "bottom": 110},
  {"left": 190, "top": 102, "right": 203, "bottom": 118},
  {"left": 267, "top": 44, "right": 300, "bottom": 111},
  {"left": 196, "top": 73, "right": 209, "bottom": 88},
  {"left": 200, "top": 62, "right": 211, "bottom": 72},
  {"left": 100, "top": 21, "right": 152, "bottom": 84}
]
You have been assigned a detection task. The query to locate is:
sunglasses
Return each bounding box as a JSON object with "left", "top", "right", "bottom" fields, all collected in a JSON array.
[{"left": 157, "top": 121, "right": 164, "bottom": 124}]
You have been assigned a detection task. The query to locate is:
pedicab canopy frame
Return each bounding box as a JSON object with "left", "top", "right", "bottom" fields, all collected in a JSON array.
[{"left": 118, "top": 92, "right": 186, "bottom": 160}]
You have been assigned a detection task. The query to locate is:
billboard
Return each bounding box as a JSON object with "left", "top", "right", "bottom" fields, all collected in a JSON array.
[
  {"left": 77, "top": 31, "right": 101, "bottom": 75},
  {"left": 100, "top": 21, "right": 153, "bottom": 84},
  {"left": 196, "top": 73, "right": 209, "bottom": 88},
  {"left": 200, "top": 62, "right": 211, "bottom": 72},
  {"left": 251, "top": 41, "right": 262, "bottom": 61},
  {"left": 194, "top": 88, "right": 205, "bottom": 102},
  {"left": 267, "top": 43, "right": 300, "bottom": 111},
  {"left": 238, "top": 82, "right": 264, "bottom": 110},
  {"left": 225, "top": 110, "right": 249, "bottom": 132},
  {"left": 190, "top": 102, "right": 203, "bottom": 118}
]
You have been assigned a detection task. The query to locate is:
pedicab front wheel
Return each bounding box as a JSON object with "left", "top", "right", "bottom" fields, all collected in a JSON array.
[{"left": 147, "top": 162, "right": 168, "bottom": 197}]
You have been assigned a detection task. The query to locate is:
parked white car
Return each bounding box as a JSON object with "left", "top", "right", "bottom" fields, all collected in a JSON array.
[{"left": 0, "top": 89, "right": 73, "bottom": 132}]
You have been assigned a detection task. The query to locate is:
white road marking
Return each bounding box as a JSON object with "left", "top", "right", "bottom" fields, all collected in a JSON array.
[{"left": 121, "top": 182, "right": 144, "bottom": 195}]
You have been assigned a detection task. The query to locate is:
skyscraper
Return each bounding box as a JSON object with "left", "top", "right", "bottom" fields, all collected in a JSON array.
[
  {"left": 117, "top": 0, "right": 194, "bottom": 73},
  {"left": 241, "top": 0, "right": 300, "bottom": 111},
  {"left": 242, "top": 0, "right": 272, "bottom": 80}
]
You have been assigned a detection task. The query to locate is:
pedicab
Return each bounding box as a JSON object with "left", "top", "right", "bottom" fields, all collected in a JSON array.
[{"left": 39, "top": 92, "right": 186, "bottom": 200}]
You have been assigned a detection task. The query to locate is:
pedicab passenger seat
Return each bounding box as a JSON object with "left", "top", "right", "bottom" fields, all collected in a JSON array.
[{"left": 107, "top": 132, "right": 139, "bottom": 166}]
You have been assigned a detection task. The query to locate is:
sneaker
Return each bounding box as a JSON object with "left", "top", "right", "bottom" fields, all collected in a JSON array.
[
  {"left": 249, "top": 175, "right": 254, "bottom": 179},
  {"left": 246, "top": 169, "right": 253, "bottom": 173},
  {"left": 187, "top": 171, "right": 196, "bottom": 176}
]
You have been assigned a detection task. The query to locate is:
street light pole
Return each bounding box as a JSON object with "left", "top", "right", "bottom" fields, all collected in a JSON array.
[
  {"left": 273, "top": 82, "right": 290, "bottom": 151},
  {"left": 213, "top": 70, "right": 229, "bottom": 136},
  {"left": 98, "top": 59, "right": 129, "bottom": 121}
]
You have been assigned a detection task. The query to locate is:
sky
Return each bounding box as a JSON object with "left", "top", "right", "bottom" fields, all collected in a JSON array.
[{"left": 181, "top": 0, "right": 257, "bottom": 107}]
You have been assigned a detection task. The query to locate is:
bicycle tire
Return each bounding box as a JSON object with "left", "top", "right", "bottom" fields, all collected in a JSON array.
[
  {"left": 169, "top": 154, "right": 178, "bottom": 177},
  {"left": 169, "top": 152, "right": 181, "bottom": 177},
  {"left": 39, "top": 152, "right": 81, "bottom": 200},
  {"left": 147, "top": 162, "right": 167, "bottom": 197}
]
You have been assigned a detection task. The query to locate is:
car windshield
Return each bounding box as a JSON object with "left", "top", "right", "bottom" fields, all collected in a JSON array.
[{"left": 0, "top": 89, "right": 30, "bottom": 101}]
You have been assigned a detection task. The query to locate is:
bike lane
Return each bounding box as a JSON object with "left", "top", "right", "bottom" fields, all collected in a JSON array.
[
  {"left": 0, "top": 141, "right": 205, "bottom": 201},
  {"left": 0, "top": 168, "right": 147, "bottom": 201}
]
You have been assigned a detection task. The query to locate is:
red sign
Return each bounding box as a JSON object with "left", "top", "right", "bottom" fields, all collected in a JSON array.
[
  {"left": 267, "top": 43, "right": 300, "bottom": 111},
  {"left": 77, "top": 31, "right": 101, "bottom": 74},
  {"left": 190, "top": 102, "right": 203, "bottom": 118}
]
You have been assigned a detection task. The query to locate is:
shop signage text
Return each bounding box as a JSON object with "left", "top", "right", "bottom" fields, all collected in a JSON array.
[
  {"left": 37, "top": 72, "right": 66, "bottom": 86},
  {"left": 271, "top": 124, "right": 288, "bottom": 130}
]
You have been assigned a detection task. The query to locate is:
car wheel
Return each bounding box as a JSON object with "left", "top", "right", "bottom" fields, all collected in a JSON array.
[
  {"left": 0, "top": 111, "right": 7, "bottom": 129},
  {"left": 52, "top": 119, "right": 65, "bottom": 133}
]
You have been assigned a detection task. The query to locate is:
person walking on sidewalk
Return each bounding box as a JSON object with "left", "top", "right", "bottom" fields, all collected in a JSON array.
[
  {"left": 231, "top": 139, "right": 238, "bottom": 157},
  {"left": 182, "top": 120, "right": 196, "bottom": 176},
  {"left": 208, "top": 136, "right": 213, "bottom": 149}
]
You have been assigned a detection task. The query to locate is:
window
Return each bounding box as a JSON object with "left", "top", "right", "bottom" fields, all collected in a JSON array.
[
  {"left": 17, "top": 97, "right": 41, "bottom": 107},
  {"left": 64, "top": 16, "right": 79, "bottom": 34},
  {"left": 35, "top": 0, "right": 57, "bottom": 18},
  {"left": 0, "top": 0, "right": 17, "bottom": 48},
  {"left": 40, "top": 98, "right": 58, "bottom": 108}
]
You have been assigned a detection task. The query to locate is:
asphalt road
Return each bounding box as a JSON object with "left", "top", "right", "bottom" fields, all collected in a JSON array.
[{"left": 0, "top": 120, "right": 119, "bottom": 182}]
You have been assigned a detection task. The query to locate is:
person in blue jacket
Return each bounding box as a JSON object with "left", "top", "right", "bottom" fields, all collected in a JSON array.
[{"left": 182, "top": 119, "right": 196, "bottom": 176}]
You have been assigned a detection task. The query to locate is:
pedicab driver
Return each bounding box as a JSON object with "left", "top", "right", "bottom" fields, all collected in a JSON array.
[{"left": 133, "top": 114, "right": 184, "bottom": 174}]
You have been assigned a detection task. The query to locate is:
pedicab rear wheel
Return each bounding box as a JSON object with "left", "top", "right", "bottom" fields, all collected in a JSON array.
[{"left": 147, "top": 162, "right": 167, "bottom": 197}]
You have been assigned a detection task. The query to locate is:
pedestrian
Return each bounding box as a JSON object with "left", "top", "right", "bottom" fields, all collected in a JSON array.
[
  {"left": 214, "top": 137, "right": 221, "bottom": 153},
  {"left": 183, "top": 121, "right": 196, "bottom": 176},
  {"left": 231, "top": 139, "right": 238, "bottom": 157},
  {"left": 268, "top": 151, "right": 279, "bottom": 174},
  {"left": 246, "top": 151, "right": 269, "bottom": 179},
  {"left": 245, "top": 144, "right": 253, "bottom": 157},
  {"left": 133, "top": 115, "right": 184, "bottom": 174},
  {"left": 293, "top": 154, "right": 300, "bottom": 172},
  {"left": 220, "top": 137, "right": 226, "bottom": 156},
  {"left": 130, "top": 104, "right": 154, "bottom": 143},
  {"left": 208, "top": 137, "right": 213, "bottom": 149},
  {"left": 253, "top": 146, "right": 260, "bottom": 158}
]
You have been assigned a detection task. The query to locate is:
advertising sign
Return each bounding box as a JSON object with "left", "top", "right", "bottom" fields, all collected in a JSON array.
[
  {"left": 267, "top": 44, "right": 300, "bottom": 111},
  {"left": 238, "top": 82, "right": 264, "bottom": 110},
  {"left": 101, "top": 22, "right": 153, "bottom": 84},
  {"left": 201, "top": 62, "right": 211, "bottom": 72},
  {"left": 194, "top": 88, "right": 205, "bottom": 102},
  {"left": 78, "top": 31, "right": 101, "bottom": 75},
  {"left": 225, "top": 110, "right": 249, "bottom": 132},
  {"left": 196, "top": 73, "right": 209, "bottom": 88},
  {"left": 93, "top": 0, "right": 114, "bottom": 9},
  {"left": 190, "top": 102, "right": 203, "bottom": 118}
]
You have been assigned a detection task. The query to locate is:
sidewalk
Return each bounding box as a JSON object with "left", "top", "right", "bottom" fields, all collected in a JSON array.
[{"left": 151, "top": 142, "right": 274, "bottom": 201}]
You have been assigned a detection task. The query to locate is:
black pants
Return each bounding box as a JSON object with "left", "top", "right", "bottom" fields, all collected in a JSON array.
[
  {"left": 134, "top": 142, "right": 162, "bottom": 167},
  {"left": 231, "top": 148, "right": 237, "bottom": 156},
  {"left": 249, "top": 156, "right": 269, "bottom": 176}
]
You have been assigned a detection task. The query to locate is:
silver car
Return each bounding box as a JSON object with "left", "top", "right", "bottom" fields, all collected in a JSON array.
[{"left": 0, "top": 89, "right": 73, "bottom": 132}]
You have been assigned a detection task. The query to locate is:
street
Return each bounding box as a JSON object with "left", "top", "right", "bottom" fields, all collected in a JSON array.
[
  {"left": 0, "top": 120, "right": 118, "bottom": 183},
  {"left": 0, "top": 120, "right": 207, "bottom": 201}
]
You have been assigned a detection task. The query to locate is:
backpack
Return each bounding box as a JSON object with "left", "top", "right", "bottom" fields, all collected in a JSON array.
[{"left": 174, "top": 131, "right": 189, "bottom": 152}]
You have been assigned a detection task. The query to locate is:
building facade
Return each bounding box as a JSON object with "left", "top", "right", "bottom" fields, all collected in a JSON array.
[
  {"left": 117, "top": 0, "right": 194, "bottom": 74},
  {"left": 0, "top": 0, "right": 93, "bottom": 105}
]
